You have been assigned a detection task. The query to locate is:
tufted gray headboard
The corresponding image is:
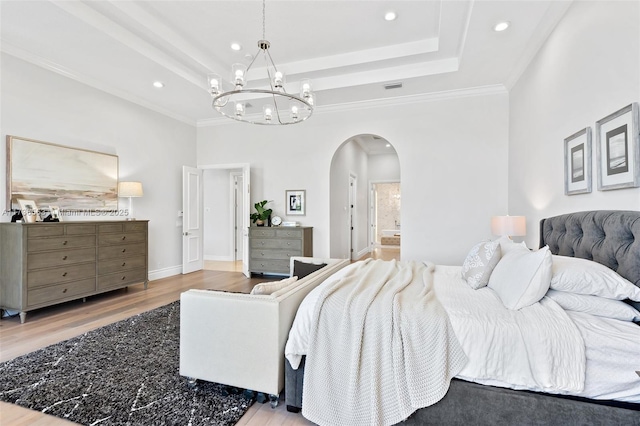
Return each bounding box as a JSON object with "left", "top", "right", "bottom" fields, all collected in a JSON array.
[{"left": 539, "top": 210, "right": 640, "bottom": 288}]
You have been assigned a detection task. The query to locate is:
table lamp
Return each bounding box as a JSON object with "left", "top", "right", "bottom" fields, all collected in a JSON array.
[
  {"left": 491, "top": 215, "right": 526, "bottom": 239},
  {"left": 118, "top": 181, "right": 143, "bottom": 220}
]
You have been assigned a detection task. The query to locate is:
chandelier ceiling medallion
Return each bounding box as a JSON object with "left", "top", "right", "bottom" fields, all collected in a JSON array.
[{"left": 207, "top": 0, "right": 314, "bottom": 125}]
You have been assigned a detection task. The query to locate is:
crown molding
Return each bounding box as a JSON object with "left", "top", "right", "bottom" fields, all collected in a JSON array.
[
  {"left": 1, "top": 41, "right": 196, "bottom": 126},
  {"left": 505, "top": 1, "right": 573, "bottom": 90},
  {"left": 197, "top": 84, "right": 507, "bottom": 128}
]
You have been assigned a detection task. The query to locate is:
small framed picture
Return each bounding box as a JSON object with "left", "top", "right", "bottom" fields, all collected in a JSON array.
[
  {"left": 285, "top": 190, "right": 306, "bottom": 216},
  {"left": 564, "top": 127, "right": 592, "bottom": 195},
  {"left": 18, "top": 199, "right": 39, "bottom": 223},
  {"left": 595, "top": 103, "right": 639, "bottom": 191},
  {"left": 50, "top": 205, "right": 61, "bottom": 221}
]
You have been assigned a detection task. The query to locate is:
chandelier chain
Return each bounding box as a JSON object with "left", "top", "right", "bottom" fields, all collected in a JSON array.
[{"left": 262, "top": 0, "right": 266, "bottom": 40}]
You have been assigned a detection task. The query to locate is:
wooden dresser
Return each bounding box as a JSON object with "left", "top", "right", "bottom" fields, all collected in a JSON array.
[
  {"left": 0, "top": 220, "right": 148, "bottom": 323},
  {"left": 249, "top": 226, "right": 312, "bottom": 276}
]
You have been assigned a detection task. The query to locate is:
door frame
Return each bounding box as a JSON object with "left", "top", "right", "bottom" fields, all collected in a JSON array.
[
  {"left": 192, "top": 163, "right": 250, "bottom": 277},
  {"left": 369, "top": 179, "right": 401, "bottom": 248},
  {"left": 229, "top": 171, "right": 244, "bottom": 262}
]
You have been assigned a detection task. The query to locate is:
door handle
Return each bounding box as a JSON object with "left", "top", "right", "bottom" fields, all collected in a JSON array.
[{"left": 183, "top": 232, "right": 190, "bottom": 236}]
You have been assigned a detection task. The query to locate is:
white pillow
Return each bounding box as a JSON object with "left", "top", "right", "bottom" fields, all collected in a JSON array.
[
  {"left": 550, "top": 256, "right": 640, "bottom": 301},
  {"left": 250, "top": 276, "right": 298, "bottom": 295},
  {"left": 488, "top": 245, "right": 552, "bottom": 310},
  {"left": 546, "top": 289, "right": 640, "bottom": 322},
  {"left": 461, "top": 240, "right": 502, "bottom": 289},
  {"left": 497, "top": 235, "right": 528, "bottom": 255}
]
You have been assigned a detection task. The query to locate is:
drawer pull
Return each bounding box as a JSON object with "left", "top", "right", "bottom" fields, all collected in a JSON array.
[
  {"left": 63, "top": 288, "right": 68, "bottom": 293},
  {"left": 121, "top": 276, "right": 126, "bottom": 280},
  {"left": 62, "top": 272, "right": 68, "bottom": 277},
  {"left": 122, "top": 249, "right": 126, "bottom": 253},
  {"left": 122, "top": 262, "right": 126, "bottom": 267},
  {"left": 63, "top": 240, "right": 68, "bottom": 245},
  {"left": 62, "top": 256, "right": 68, "bottom": 260},
  {"left": 122, "top": 236, "right": 126, "bottom": 240}
]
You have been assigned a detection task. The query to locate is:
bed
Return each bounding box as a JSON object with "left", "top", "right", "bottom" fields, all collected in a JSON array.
[{"left": 284, "top": 210, "right": 640, "bottom": 425}]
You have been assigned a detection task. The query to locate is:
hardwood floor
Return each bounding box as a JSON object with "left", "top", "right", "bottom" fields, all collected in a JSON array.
[
  {"left": 0, "top": 248, "right": 400, "bottom": 425},
  {"left": 0, "top": 270, "right": 312, "bottom": 426}
]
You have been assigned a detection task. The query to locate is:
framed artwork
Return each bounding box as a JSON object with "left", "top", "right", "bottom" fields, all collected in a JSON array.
[
  {"left": 285, "top": 190, "right": 306, "bottom": 216},
  {"left": 50, "top": 205, "right": 61, "bottom": 221},
  {"left": 18, "top": 199, "right": 39, "bottom": 223},
  {"left": 595, "top": 103, "right": 639, "bottom": 191},
  {"left": 564, "top": 127, "right": 592, "bottom": 195},
  {"left": 6, "top": 135, "right": 119, "bottom": 211}
]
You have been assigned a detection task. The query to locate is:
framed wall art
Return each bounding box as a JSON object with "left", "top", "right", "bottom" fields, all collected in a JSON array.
[
  {"left": 285, "top": 190, "right": 306, "bottom": 216},
  {"left": 564, "top": 127, "right": 592, "bottom": 195},
  {"left": 6, "top": 136, "right": 119, "bottom": 211},
  {"left": 17, "top": 199, "right": 39, "bottom": 223},
  {"left": 595, "top": 103, "right": 639, "bottom": 191}
]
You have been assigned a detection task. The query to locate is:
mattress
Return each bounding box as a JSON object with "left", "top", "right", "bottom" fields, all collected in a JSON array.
[{"left": 285, "top": 262, "right": 640, "bottom": 403}]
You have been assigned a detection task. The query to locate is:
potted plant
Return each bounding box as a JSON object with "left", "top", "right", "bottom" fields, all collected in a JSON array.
[{"left": 250, "top": 200, "right": 272, "bottom": 226}]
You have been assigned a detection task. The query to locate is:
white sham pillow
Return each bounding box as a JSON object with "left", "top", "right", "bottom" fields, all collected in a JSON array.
[
  {"left": 550, "top": 256, "right": 640, "bottom": 301},
  {"left": 546, "top": 289, "right": 640, "bottom": 322},
  {"left": 497, "top": 235, "right": 528, "bottom": 255},
  {"left": 488, "top": 245, "right": 552, "bottom": 310},
  {"left": 461, "top": 240, "right": 502, "bottom": 289},
  {"left": 250, "top": 276, "right": 298, "bottom": 295}
]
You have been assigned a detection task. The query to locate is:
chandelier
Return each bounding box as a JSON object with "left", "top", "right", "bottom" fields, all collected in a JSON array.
[{"left": 207, "top": 0, "right": 314, "bottom": 125}]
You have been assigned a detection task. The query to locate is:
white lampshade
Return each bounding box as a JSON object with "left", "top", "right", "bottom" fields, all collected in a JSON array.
[
  {"left": 491, "top": 215, "right": 526, "bottom": 237},
  {"left": 118, "top": 181, "right": 143, "bottom": 197}
]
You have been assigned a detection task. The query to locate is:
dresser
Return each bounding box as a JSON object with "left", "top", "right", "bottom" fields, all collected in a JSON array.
[
  {"left": 0, "top": 221, "right": 148, "bottom": 323},
  {"left": 249, "top": 226, "right": 312, "bottom": 276}
]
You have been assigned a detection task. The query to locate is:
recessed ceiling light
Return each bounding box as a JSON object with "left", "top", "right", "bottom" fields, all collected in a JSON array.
[
  {"left": 384, "top": 11, "right": 397, "bottom": 21},
  {"left": 493, "top": 21, "right": 510, "bottom": 32},
  {"left": 153, "top": 81, "right": 164, "bottom": 88},
  {"left": 385, "top": 143, "right": 391, "bottom": 148},
  {"left": 230, "top": 42, "right": 242, "bottom": 51}
]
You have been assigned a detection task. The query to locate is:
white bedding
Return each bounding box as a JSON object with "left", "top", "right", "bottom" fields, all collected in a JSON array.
[{"left": 285, "top": 262, "right": 640, "bottom": 403}]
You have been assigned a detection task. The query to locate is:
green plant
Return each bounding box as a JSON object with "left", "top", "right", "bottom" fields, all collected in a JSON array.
[{"left": 250, "top": 200, "right": 272, "bottom": 223}]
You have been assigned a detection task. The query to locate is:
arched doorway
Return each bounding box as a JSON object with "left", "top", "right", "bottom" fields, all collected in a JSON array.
[{"left": 329, "top": 134, "right": 400, "bottom": 261}]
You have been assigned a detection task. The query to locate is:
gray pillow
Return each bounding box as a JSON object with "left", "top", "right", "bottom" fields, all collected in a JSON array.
[
  {"left": 293, "top": 260, "right": 327, "bottom": 279},
  {"left": 461, "top": 240, "right": 502, "bottom": 289}
]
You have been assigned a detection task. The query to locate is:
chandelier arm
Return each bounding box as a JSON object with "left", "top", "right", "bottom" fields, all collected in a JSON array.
[{"left": 245, "top": 47, "right": 262, "bottom": 75}]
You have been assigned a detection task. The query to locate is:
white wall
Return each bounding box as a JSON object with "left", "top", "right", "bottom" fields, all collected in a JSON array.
[
  {"left": 197, "top": 91, "right": 509, "bottom": 265},
  {"left": 1, "top": 55, "right": 197, "bottom": 278},
  {"left": 509, "top": 0, "right": 640, "bottom": 248},
  {"left": 368, "top": 153, "right": 401, "bottom": 182},
  {"left": 330, "top": 139, "right": 369, "bottom": 259}
]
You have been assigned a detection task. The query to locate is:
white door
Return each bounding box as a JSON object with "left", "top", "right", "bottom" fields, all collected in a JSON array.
[
  {"left": 240, "top": 164, "right": 250, "bottom": 277},
  {"left": 182, "top": 166, "right": 204, "bottom": 274},
  {"left": 349, "top": 174, "right": 356, "bottom": 260},
  {"left": 231, "top": 172, "right": 244, "bottom": 262}
]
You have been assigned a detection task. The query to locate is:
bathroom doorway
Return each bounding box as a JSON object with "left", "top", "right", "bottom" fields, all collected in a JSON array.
[{"left": 371, "top": 182, "right": 401, "bottom": 248}]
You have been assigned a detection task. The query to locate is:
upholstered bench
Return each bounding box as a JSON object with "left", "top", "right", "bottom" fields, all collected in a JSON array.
[{"left": 179, "top": 256, "right": 349, "bottom": 406}]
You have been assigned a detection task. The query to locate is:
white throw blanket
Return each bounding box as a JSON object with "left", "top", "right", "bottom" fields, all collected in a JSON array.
[{"left": 301, "top": 259, "right": 468, "bottom": 426}]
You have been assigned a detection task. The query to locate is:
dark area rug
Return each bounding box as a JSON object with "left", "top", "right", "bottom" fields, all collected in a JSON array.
[{"left": 0, "top": 301, "right": 253, "bottom": 425}]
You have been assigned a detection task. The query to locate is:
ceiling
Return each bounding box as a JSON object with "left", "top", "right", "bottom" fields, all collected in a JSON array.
[{"left": 0, "top": 1, "right": 572, "bottom": 126}]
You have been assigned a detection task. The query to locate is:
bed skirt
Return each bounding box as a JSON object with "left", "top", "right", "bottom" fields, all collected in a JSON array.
[{"left": 285, "top": 356, "right": 639, "bottom": 426}]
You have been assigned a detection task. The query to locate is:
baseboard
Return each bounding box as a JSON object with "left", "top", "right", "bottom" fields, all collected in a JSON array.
[
  {"left": 149, "top": 265, "right": 182, "bottom": 281},
  {"left": 355, "top": 246, "right": 370, "bottom": 260},
  {"left": 204, "top": 255, "right": 234, "bottom": 261}
]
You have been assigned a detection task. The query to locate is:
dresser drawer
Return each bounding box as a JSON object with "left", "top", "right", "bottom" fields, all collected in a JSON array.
[
  {"left": 98, "top": 268, "right": 147, "bottom": 290},
  {"left": 98, "top": 256, "right": 146, "bottom": 275},
  {"left": 28, "top": 262, "right": 96, "bottom": 288},
  {"left": 28, "top": 248, "right": 96, "bottom": 270},
  {"left": 275, "top": 228, "right": 303, "bottom": 238},
  {"left": 28, "top": 278, "right": 96, "bottom": 307},
  {"left": 65, "top": 224, "right": 96, "bottom": 235},
  {"left": 98, "top": 243, "right": 146, "bottom": 260},
  {"left": 251, "top": 238, "right": 302, "bottom": 250},
  {"left": 98, "top": 223, "right": 124, "bottom": 233},
  {"left": 250, "top": 259, "right": 289, "bottom": 274},
  {"left": 124, "top": 222, "right": 147, "bottom": 233},
  {"left": 250, "top": 249, "right": 302, "bottom": 261},
  {"left": 27, "top": 235, "right": 96, "bottom": 252},
  {"left": 28, "top": 226, "right": 64, "bottom": 238},
  {"left": 250, "top": 228, "right": 276, "bottom": 238},
  {"left": 98, "top": 232, "right": 146, "bottom": 245}
]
